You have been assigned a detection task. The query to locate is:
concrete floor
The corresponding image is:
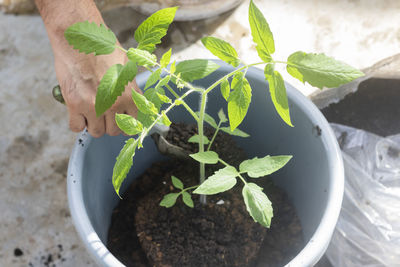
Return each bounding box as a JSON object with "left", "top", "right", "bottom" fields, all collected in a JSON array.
[{"left": 0, "top": 0, "right": 399, "bottom": 266}]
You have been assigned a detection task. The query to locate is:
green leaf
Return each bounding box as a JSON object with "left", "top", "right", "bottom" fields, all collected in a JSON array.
[
  {"left": 196, "top": 112, "right": 218, "bottom": 128},
  {"left": 264, "top": 64, "right": 292, "bottom": 127},
  {"left": 190, "top": 151, "right": 219, "bottom": 164},
  {"left": 136, "top": 111, "right": 156, "bottom": 128},
  {"left": 155, "top": 75, "right": 171, "bottom": 90},
  {"left": 188, "top": 135, "right": 210, "bottom": 144},
  {"left": 218, "top": 109, "right": 228, "bottom": 123},
  {"left": 134, "top": 7, "right": 178, "bottom": 53},
  {"left": 144, "top": 87, "right": 165, "bottom": 111},
  {"left": 240, "top": 155, "right": 292, "bottom": 178},
  {"left": 132, "top": 89, "right": 158, "bottom": 115},
  {"left": 157, "top": 92, "right": 171, "bottom": 104},
  {"left": 201, "top": 36, "right": 240, "bottom": 67},
  {"left": 171, "top": 175, "right": 184, "bottom": 189},
  {"left": 220, "top": 78, "right": 230, "bottom": 101},
  {"left": 95, "top": 64, "right": 123, "bottom": 116},
  {"left": 112, "top": 138, "right": 137, "bottom": 197},
  {"left": 95, "top": 61, "right": 138, "bottom": 116},
  {"left": 287, "top": 51, "right": 365, "bottom": 89},
  {"left": 249, "top": 0, "right": 274, "bottom": 62},
  {"left": 242, "top": 183, "right": 273, "bottom": 228},
  {"left": 220, "top": 127, "right": 250, "bottom": 137},
  {"left": 170, "top": 61, "right": 176, "bottom": 74},
  {"left": 160, "top": 193, "right": 179, "bottom": 208},
  {"left": 127, "top": 48, "right": 157, "bottom": 66},
  {"left": 182, "top": 191, "right": 194, "bottom": 208},
  {"left": 115, "top": 113, "right": 143, "bottom": 135},
  {"left": 144, "top": 69, "right": 162, "bottom": 90},
  {"left": 64, "top": 21, "right": 116, "bottom": 55},
  {"left": 160, "top": 111, "right": 171, "bottom": 126},
  {"left": 193, "top": 166, "right": 238, "bottom": 195},
  {"left": 228, "top": 72, "right": 252, "bottom": 131},
  {"left": 175, "top": 59, "right": 220, "bottom": 82},
  {"left": 160, "top": 48, "right": 172, "bottom": 68}
]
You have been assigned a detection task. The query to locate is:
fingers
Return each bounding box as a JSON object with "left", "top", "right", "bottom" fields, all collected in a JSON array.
[
  {"left": 85, "top": 112, "right": 106, "bottom": 138},
  {"left": 69, "top": 112, "right": 86, "bottom": 133}
]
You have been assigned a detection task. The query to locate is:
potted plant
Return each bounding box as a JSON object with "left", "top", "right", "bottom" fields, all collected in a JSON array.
[{"left": 65, "top": 1, "right": 363, "bottom": 266}]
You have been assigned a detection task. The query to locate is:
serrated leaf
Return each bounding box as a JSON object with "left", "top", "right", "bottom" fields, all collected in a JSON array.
[
  {"left": 127, "top": 48, "right": 157, "bottom": 66},
  {"left": 264, "top": 64, "right": 292, "bottom": 127},
  {"left": 144, "top": 87, "right": 165, "bottom": 111},
  {"left": 220, "top": 78, "right": 230, "bottom": 101},
  {"left": 175, "top": 59, "right": 220, "bottom": 82},
  {"left": 115, "top": 60, "right": 138, "bottom": 93},
  {"left": 220, "top": 127, "right": 250, "bottom": 137},
  {"left": 182, "top": 192, "right": 194, "bottom": 208},
  {"left": 201, "top": 36, "right": 240, "bottom": 67},
  {"left": 190, "top": 151, "right": 219, "bottom": 164},
  {"left": 287, "top": 51, "right": 364, "bottom": 89},
  {"left": 64, "top": 21, "right": 116, "bottom": 55},
  {"left": 240, "top": 155, "right": 292, "bottom": 178},
  {"left": 188, "top": 135, "right": 210, "bottom": 144},
  {"left": 134, "top": 7, "right": 177, "bottom": 53},
  {"left": 160, "top": 111, "right": 171, "bottom": 126},
  {"left": 136, "top": 111, "right": 156, "bottom": 128},
  {"left": 132, "top": 89, "right": 158, "bottom": 115},
  {"left": 171, "top": 175, "right": 183, "bottom": 189},
  {"left": 193, "top": 166, "right": 238, "bottom": 195},
  {"left": 228, "top": 72, "right": 252, "bottom": 131},
  {"left": 160, "top": 193, "right": 179, "bottom": 208},
  {"left": 218, "top": 109, "right": 228, "bottom": 123},
  {"left": 144, "top": 69, "right": 162, "bottom": 90},
  {"left": 243, "top": 183, "right": 273, "bottom": 228},
  {"left": 112, "top": 138, "right": 137, "bottom": 197},
  {"left": 249, "top": 0, "right": 274, "bottom": 62},
  {"left": 115, "top": 113, "right": 143, "bottom": 135},
  {"left": 95, "top": 64, "right": 123, "bottom": 116},
  {"left": 160, "top": 48, "right": 172, "bottom": 68}
]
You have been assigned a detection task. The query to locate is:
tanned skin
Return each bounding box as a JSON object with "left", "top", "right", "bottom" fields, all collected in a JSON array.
[{"left": 35, "top": 0, "right": 141, "bottom": 137}]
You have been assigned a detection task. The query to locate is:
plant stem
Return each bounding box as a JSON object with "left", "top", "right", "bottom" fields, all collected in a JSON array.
[
  {"left": 182, "top": 185, "right": 199, "bottom": 192},
  {"left": 165, "top": 84, "right": 199, "bottom": 121},
  {"left": 218, "top": 158, "right": 247, "bottom": 184},
  {"left": 271, "top": 60, "right": 289, "bottom": 65},
  {"left": 198, "top": 92, "right": 208, "bottom": 205},
  {"left": 207, "top": 121, "right": 222, "bottom": 151},
  {"left": 116, "top": 45, "right": 128, "bottom": 53}
]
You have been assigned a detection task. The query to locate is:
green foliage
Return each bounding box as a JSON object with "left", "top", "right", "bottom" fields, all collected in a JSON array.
[
  {"left": 264, "top": 64, "right": 293, "bottom": 127},
  {"left": 171, "top": 175, "right": 184, "bottom": 189},
  {"left": 220, "top": 78, "right": 230, "bottom": 101},
  {"left": 160, "top": 193, "right": 179, "bottom": 208},
  {"left": 160, "top": 111, "right": 172, "bottom": 126},
  {"left": 201, "top": 37, "right": 240, "bottom": 67},
  {"left": 174, "top": 59, "right": 220, "bottom": 82},
  {"left": 287, "top": 51, "right": 364, "bottom": 89},
  {"left": 249, "top": 0, "right": 274, "bottom": 62},
  {"left": 228, "top": 72, "right": 252, "bottom": 131},
  {"left": 220, "top": 127, "right": 249, "bottom": 137},
  {"left": 182, "top": 192, "right": 194, "bottom": 208},
  {"left": 64, "top": 21, "right": 116, "bottom": 55},
  {"left": 193, "top": 166, "right": 238, "bottom": 195},
  {"left": 144, "top": 69, "right": 162, "bottom": 90},
  {"left": 131, "top": 89, "right": 158, "bottom": 115},
  {"left": 218, "top": 109, "right": 228, "bottom": 123},
  {"left": 95, "top": 64, "right": 122, "bottom": 116},
  {"left": 115, "top": 113, "right": 143, "bottom": 135},
  {"left": 190, "top": 151, "right": 219, "bottom": 164},
  {"left": 144, "top": 87, "right": 165, "bottom": 111},
  {"left": 188, "top": 135, "right": 210, "bottom": 144},
  {"left": 127, "top": 48, "right": 157, "bottom": 66},
  {"left": 112, "top": 138, "right": 138, "bottom": 197},
  {"left": 134, "top": 7, "right": 177, "bottom": 53},
  {"left": 242, "top": 183, "right": 273, "bottom": 228},
  {"left": 240, "top": 155, "right": 292, "bottom": 178},
  {"left": 160, "top": 49, "right": 172, "bottom": 68}
]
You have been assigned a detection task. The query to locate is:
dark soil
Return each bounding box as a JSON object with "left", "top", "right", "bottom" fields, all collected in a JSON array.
[{"left": 107, "top": 123, "right": 303, "bottom": 267}]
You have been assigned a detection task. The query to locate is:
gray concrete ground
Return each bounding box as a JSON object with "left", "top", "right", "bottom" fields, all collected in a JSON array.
[{"left": 0, "top": 0, "right": 399, "bottom": 266}]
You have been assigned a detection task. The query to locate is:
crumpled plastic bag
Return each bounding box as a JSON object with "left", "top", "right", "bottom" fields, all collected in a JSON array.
[{"left": 326, "top": 123, "right": 400, "bottom": 267}]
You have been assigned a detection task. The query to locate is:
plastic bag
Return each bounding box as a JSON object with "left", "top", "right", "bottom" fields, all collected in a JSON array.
[{"left": 326, "top": 123, "right": 400, "bottom": 267}]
